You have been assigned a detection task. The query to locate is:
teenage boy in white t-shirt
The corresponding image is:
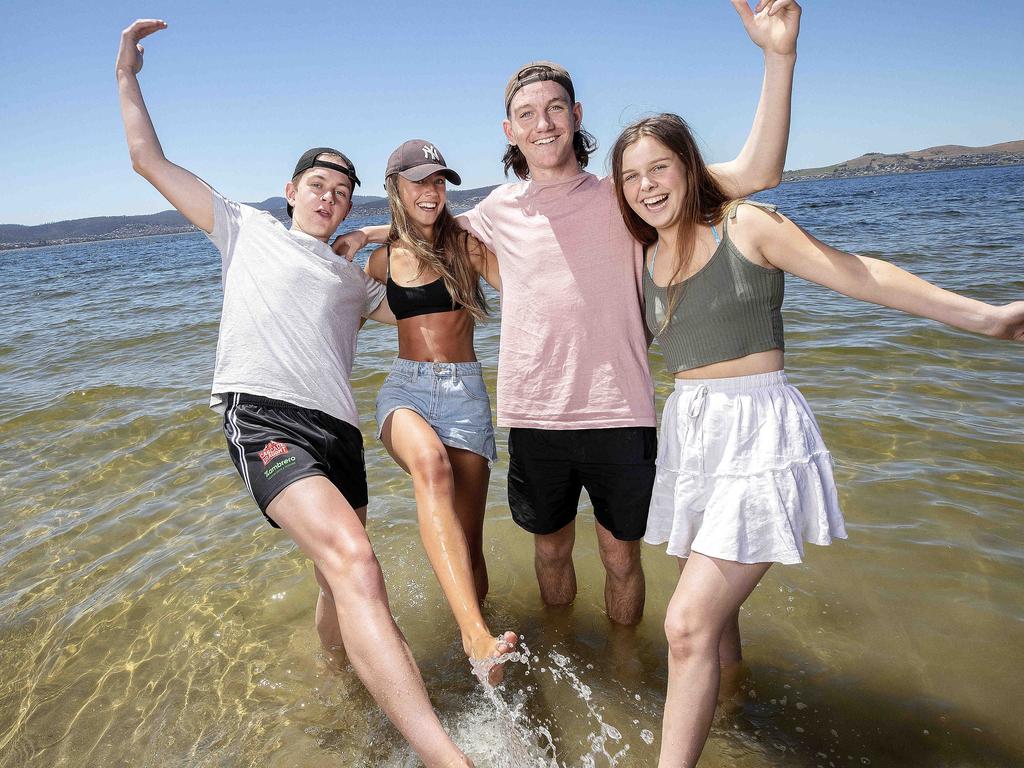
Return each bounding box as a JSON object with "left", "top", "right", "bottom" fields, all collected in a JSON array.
[
  {"left": 116, "top": 19, "right": 475, "bottom": 768},
  {"left": 343, "top": 1, "right": 802, "bottom": 642}
]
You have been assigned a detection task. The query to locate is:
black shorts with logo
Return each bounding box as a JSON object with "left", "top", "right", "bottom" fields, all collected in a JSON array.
[
  {"left": 507, "top": 426, "right": 657, "bottom": 541},
  {"left": 222, "top": 393, "right": 368, "bottom": 528}
]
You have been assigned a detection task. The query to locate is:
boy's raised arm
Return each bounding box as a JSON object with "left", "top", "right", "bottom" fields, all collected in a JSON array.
[
  {"left": 708, "top": 0, "right": 801, "bottom": 198},
  {"left": 116, "top": 19, "right": 214, "bottom": 234}
]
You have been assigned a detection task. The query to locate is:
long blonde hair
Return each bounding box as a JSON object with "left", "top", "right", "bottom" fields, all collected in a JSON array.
[
  {"left": 611, "top": 113, "right": 732, "bottom": 331},
  {"left": 384, "top": 175, "right": 488, "bottom": 321}
]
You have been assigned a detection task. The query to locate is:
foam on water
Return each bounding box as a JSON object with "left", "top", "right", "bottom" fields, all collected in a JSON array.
[{"left": 386, "top": 639, "right": 649, "bottom": 768}]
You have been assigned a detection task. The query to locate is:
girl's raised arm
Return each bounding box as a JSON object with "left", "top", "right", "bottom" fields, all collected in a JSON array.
[{"left": 739, "top": 205, "right": 1024, "bottom": 340}]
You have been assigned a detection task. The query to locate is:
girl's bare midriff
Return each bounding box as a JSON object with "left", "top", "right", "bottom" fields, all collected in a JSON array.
[
  {"left": 397, "top": 307, "right": 477, "bottom": 363},
  {"left": 674, "top": 348, "right": 784, "bottom": 380}
]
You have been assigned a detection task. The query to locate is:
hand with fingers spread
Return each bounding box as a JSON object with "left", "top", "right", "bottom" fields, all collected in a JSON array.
[
  {"left": 116, "top": 19, "right": 167, "bottom": 78},
  {"left": 732, "top": 0, "right": 801, "bottom": 56}
]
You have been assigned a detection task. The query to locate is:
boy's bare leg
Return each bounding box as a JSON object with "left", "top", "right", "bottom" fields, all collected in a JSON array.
[
  {"left": 595, "top": 523, "right": 645, "bottom": 626},
  {"left": 268, "top": 477, "right": 472, "bottom": 768},
  {"left": 534, "top": 522, "right": 577, "bottom": 607}
]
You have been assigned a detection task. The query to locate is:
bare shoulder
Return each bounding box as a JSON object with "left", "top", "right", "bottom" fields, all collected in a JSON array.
[
  {"left": 725, "top": 201, "right": 790, "bottom": 264},
  {"left": 365, "top": 245, "right": 388, "bottom": 281}
]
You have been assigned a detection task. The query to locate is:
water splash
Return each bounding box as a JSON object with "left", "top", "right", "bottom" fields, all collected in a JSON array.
[{"left": 459, "top": 639, "right": 639, "bottom": 768}]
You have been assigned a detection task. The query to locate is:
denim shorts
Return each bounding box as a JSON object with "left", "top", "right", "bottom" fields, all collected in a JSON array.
[{"left": 375, "top": 359, "right": 497, "bottom": 465}]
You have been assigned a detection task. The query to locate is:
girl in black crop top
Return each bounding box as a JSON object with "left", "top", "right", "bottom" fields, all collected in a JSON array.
[
  {"left": 610, "top": 113, "right": 1024, "bottom": 767},
  {"left": 362, "top": 140, "right": 515, "bottom": 684}
]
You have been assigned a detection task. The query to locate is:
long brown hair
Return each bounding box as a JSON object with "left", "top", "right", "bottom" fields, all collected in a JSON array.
[
  {"left": 611, "top": 113, "right": 731, "bottom": 331},
  {"left": 384, "top": 175, "right": 488, "bottom": 320}
]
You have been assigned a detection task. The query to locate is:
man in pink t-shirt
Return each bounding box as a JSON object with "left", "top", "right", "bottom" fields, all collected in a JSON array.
[{"left": 459, "top": 2, "right": 802, "bottom": 627}]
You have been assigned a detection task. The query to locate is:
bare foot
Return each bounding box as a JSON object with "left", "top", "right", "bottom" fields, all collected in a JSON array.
[{"left": 468, "top": 631, "right": 518, "bottom": 686}]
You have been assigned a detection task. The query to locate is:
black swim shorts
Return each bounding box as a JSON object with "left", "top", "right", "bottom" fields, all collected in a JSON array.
[
  {"left": 507, "top": 426, "right": 657, "bottom": 541},
  {"left": 222, "top": 393, "right": 368, "bottom": 528}
]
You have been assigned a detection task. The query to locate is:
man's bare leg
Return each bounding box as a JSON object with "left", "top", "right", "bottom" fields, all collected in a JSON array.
[
  {"left": 534, "top": 521, "right": 577, "bottom": 607},
  {"left": 595, "top": 522, "right": 645, "bottom": 625},
  {"left": 268, "top": 476, "right": 472, "bottom": 768}
]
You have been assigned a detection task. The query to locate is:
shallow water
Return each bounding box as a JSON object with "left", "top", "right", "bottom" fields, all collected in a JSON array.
[{"left": 1, "top": 166, "right": 1022, "bottom": 766}]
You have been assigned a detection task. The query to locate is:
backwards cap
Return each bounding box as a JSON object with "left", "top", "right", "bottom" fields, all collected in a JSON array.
[
  {"left": 504, "top": 61, "right": 575, "bottom": 115},
  {"left": 287, "top": 147, "right": 361, "bottom": 218}
]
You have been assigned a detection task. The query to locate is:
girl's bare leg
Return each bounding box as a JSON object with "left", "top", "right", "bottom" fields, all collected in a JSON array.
[
  {"left": 658, "top": 553, "right": 771, "bottom": 767},
  {"left": 382, "top": 409, "right": 516, "bottom": 683},
  {"left": 447, "top": 444, "right": 490, "bottom": 602}
]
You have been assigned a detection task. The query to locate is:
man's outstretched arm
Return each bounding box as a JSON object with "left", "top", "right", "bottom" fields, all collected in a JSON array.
[
  {"left": 116, "top": 19, "right": 214, "bottom": 233},
  {"left": 708, "top": 0, "right": 801, "bottom": 198}
]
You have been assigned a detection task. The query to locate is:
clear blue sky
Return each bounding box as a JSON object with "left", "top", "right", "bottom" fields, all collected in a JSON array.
[{"left": 2, "top": 1, "right": 1021, "bottom": 225}]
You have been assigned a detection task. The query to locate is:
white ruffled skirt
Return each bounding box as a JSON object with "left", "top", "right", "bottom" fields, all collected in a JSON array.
[{"left": 644, "top": 371, "right": 847, "bottom": 565}]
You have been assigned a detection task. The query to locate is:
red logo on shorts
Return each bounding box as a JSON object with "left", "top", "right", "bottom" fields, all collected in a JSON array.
[{"left": 258, "top": 441, "right": 289, "bottom": 466}]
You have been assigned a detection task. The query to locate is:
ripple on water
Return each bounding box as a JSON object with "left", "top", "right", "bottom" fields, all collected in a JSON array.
[{"left": 1, "top": 169, "right": 1022, "bottom": 766}]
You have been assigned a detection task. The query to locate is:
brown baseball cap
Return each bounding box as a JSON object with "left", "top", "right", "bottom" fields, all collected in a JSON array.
[
  {"left": 504, "top": 61, "right": 576, "bottom": 115},
  {"left": 384, "top": 140, "right": 462, "bottom": 185}
]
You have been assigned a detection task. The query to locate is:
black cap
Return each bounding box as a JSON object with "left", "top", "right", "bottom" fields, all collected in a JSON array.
[
  {"left": 384, "top": 140, "right": 462, "bottom": 185},
  {"left": 287, "top": 147, "right": 360, "bottom": 218}
]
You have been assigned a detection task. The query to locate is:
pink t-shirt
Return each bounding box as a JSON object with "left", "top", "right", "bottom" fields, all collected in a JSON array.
[{"left": 461, "top": 172, "right": 655, "bottom": 430}]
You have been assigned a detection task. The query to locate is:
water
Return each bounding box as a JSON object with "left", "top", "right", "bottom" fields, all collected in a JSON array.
[{"left": 1, "top": 166, "right": 1022, "bottom": 766}]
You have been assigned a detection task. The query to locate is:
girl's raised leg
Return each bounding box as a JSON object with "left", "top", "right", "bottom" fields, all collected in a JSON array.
[
  {"left": 382, "top": 408, "right": 516, "bottom": 683},
  {"left": 447, "top": 443, "right": 490, "bottom": 602}
]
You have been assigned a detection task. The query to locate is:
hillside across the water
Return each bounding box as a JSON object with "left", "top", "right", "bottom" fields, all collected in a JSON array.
[
  {"left": 0, "top": 187, "right": 498, "bottom": 251},
  {"left": 782, "top": 140, "right": 1024, "bottom": 182}
]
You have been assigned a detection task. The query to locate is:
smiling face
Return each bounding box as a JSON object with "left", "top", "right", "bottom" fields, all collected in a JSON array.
[
  {"left": 285, "top": 159, "right": 354, "bottom": 241},
  {"left": 396, "top": 172, "right": 446, "bottom": 236},
  {"left": 619, "top": 135, "right": 689, "bottom": 234},
  {"left": 503, "top": 80, "right": 583, "bottom": 181}
]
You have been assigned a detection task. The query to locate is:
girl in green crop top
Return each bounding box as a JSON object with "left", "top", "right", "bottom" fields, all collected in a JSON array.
[{"left": 610, "top": 113, "right": 1024, "bottom": 768}]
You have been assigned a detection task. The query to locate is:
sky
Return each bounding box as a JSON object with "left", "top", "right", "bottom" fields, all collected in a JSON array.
[{"left": 1, "top": 0, "right": 1021, "bottom": 226}]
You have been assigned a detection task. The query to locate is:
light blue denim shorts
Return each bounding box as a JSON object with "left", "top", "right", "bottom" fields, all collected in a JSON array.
[{"left": 375, "top": 359, "right": 497, "bottom": 465}]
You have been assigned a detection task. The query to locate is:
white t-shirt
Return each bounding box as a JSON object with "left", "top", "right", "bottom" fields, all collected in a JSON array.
[{"left": 204, "top": 190, "right": 386, "bottom": 428}]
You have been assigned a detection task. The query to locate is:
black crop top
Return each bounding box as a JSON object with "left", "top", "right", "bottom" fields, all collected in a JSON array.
[{"left": 385, "top": 244, "right": 462, "bottom": 320}]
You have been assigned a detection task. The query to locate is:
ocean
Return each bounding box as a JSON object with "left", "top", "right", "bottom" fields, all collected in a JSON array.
[{"left": 1, "top": 165, "right": 1021, "bottom": 767}]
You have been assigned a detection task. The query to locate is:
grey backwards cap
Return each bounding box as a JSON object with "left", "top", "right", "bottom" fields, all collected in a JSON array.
[
  {"left": 385, "top": 140, "right": 462, "bottom": 185},
  {"left": 504, "top": 61, "right": 575, "bottom": 115}
]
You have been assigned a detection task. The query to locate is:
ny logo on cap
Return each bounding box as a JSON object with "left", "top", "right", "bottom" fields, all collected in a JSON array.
[{"left": 422, "top": 144, "right": 440, "bottom": 162}]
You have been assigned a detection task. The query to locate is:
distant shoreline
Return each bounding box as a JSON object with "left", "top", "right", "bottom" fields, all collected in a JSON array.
[
  {"left": 0, "top": 229, "right": 205, "bottom": 254},
  {"left": 781, "top": 155, "right": 1023, "bottom": 183},
  {"left": 2, "top": 163, "right": 1020, "bottom": 253}
]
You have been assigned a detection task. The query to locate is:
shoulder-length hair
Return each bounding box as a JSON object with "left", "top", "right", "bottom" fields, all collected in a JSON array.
[
  {"left": 384, "top": 175, "right": 488, "bottom": 321},
  {"left": 610, "top": 113, "right": 732, "bottom": 332},
  {"left": 502, "top": 128, "right": 599, "bottom": 181}
]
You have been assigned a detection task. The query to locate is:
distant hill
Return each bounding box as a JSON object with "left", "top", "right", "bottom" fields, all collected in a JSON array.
[
  {"left": 783, "top": 140, "right": 1024, "bottom": 182},
  {"left": 0, "top": 187, "right": 498, "bottom": 251}
]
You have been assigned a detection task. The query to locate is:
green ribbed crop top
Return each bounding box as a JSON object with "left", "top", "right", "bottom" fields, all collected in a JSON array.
[{"left": 643, "top": 200, "right": 785, "bottom": 373}]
